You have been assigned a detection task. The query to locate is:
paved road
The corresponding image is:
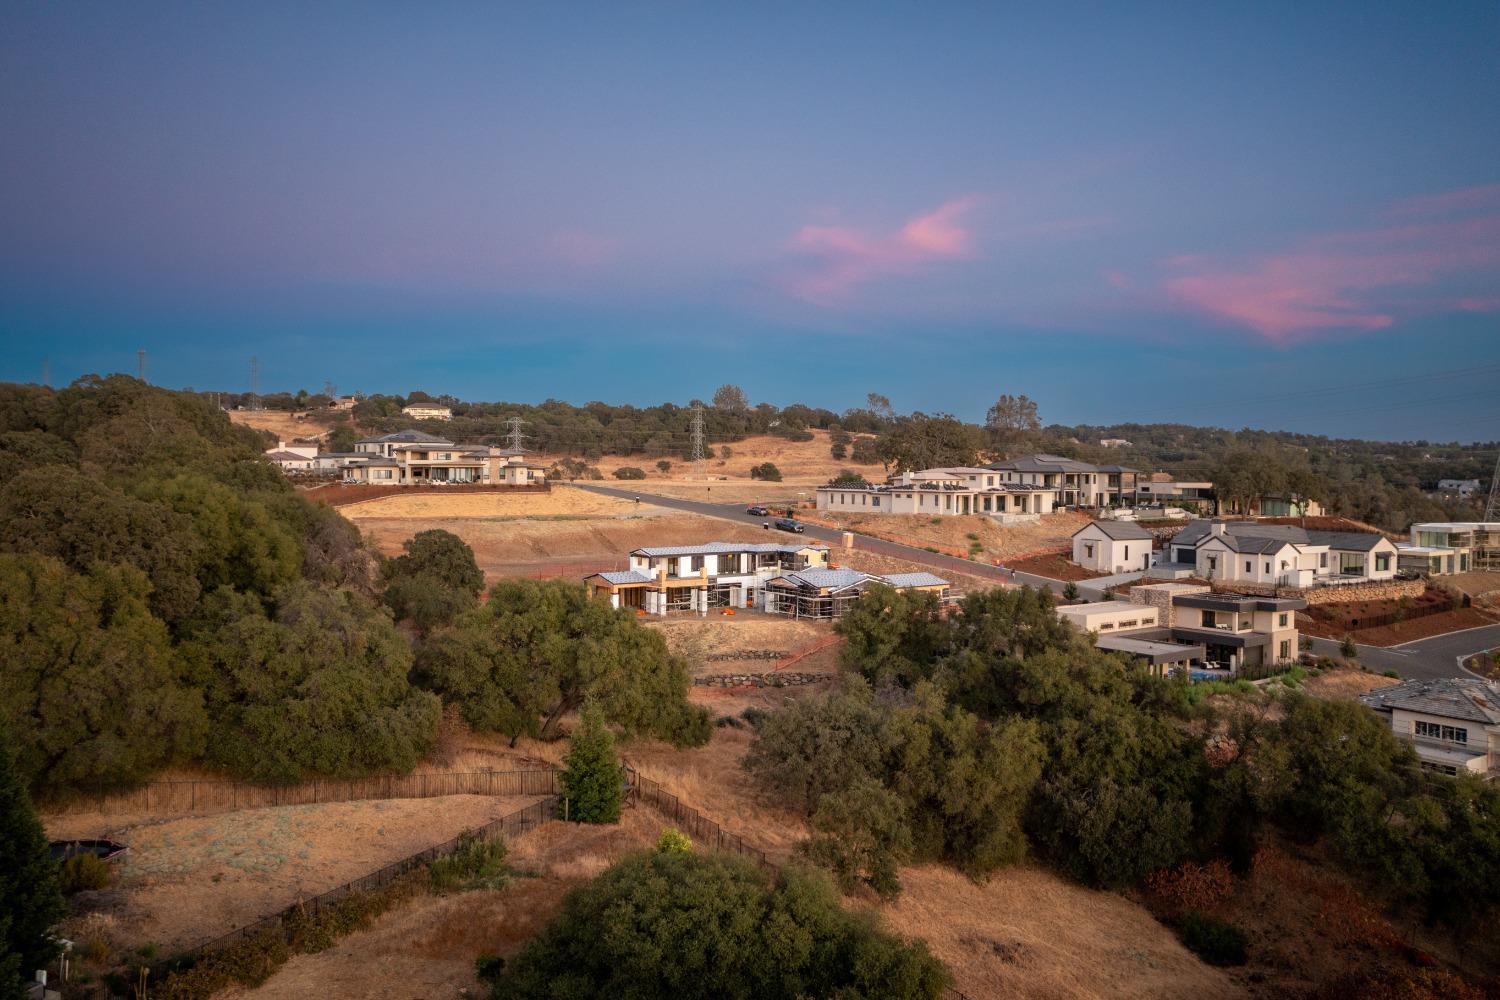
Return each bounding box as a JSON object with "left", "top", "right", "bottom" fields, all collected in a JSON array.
[
  {"left": 1308, "top": 624, "right": 1500, "bottom": 681},
  {"left": 572, "top": 483, "right": 1030, "bottom": 590}
]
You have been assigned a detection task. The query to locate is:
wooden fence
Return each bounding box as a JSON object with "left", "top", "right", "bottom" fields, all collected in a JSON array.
[{"left": 44, "top": 769, "right": 562, "bottom": 819}]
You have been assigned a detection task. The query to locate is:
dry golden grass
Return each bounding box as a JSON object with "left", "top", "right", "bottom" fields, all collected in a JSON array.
[
  {"left": 55, "top": 794, "right": 544, "bottom": 951},
  {"left": 341, "top": 485, "right": 654, "bottom": 519},
  {"left": 885, "top": 864, "right": 1241, "bottom": 999},
  {"left": 827, "top": 509, "right": 1091, "bottom": 562},
  {"left": 228, "top": 409, "right": 329, "bottom": 442},
  {"left": 647, "top": 616, "right": 833, "bottom": 672},
  {"left": 544, "top": 429, "right": 886, "bottom": 485},
  {"left": 1301, "top": 667, "right": 1400, "bottom": 701}
]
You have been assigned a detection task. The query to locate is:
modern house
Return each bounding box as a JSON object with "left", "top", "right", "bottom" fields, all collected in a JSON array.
[
  {"left": 1057, "top": 583, "right": 1304, "bottom": 674},
  {"left": 1398, "top": 522, "right": 1500, "bottom": 575},
  {"left": 1161, "top": 520, "right": 1397, "bottom": 588},
  {"left": 1360, "top": 678, "right": 1500, "bottom": 778},
  {"left": 338, "top": 433, "right": 546, "bottom": 485},
  {"left": 1071, "top": 520, "right": 1155, "bottom": 573},
  {"left": 1133, "top": 475, "right": 1215, "bottom": 509},
  {"left": 401, "top": 404, "right": 453, "bottom": 421},
  {"left": 1099, "top": 438, "right": 1131, "bottom": 448},
  {"left": 582, "top": 542, "right": 949, "bottom": 618},
  {"left": 984, "top": 455, "right": 1140, "bottom": 507},
  {"left": 1435, "top": 479, "right": 1482, "bottom": 498},
  {"left": 816, "top": 468, "right": 1059, "bottom": 520}
]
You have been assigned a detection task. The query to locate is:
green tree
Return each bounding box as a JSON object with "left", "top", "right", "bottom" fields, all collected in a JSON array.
[
  {"left": 559, "top": 703, "right": 624, "bottom": 824},
  {"left": 493, "top": 851, "right": 951, "bottom": 999},
  {"left": 0, "top": 431, "right": 76, "bottom": 485},
  {"left": 800, "top": 775, "right": 910, "bottom": 900},
  {"left": 326, "top": 424, "right": 360, "bottom": 453},
  {"left": 837, "top": 585, "right": 948, "bottom": 688},
  {"left": 828, "top": 469, "right": 867, "bottom": 486},
  {"left": 712, "top": 384, "right": 749, "bottom": 412},
  {"left": 876, "top": 413, "right": 979, "bottom": 472},
  {"left": 180, "top": 584, "right": 440, "bottom": 783},
  {"left": 416, "top": 579, "right": 710, "bottom": 745},
  {"left": 0, "top": 722, "right": 66, "bottom": 998},
  {"left": 656, "top": 459, "right": 672, "bottom": 474},
  {"left": 382, "top": 529, "right": 485, "bottom": 633},
  {"left": 0, "top": 554, "right": 206, "bottom": 793},
  {"left": 984, "top": 393, "right": 1040, "bottom": 458},
  {"left": 749, "top": 462, "right": 782, "bottom": 481}
]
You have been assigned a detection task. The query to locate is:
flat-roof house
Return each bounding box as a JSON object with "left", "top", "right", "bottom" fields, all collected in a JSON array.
[
  {"left": 355, "top": 430, "right": 454, "bottom": 458},
  {"left": 584, "top": 541, "right": 831, "bottom": 614},
  {"left": 1164, "top": 520, "right": 1396, "bottom": 588},
  {"left": 1071, "top": 520, "right": 1155, "bottom": 573},
  {"left": 984, "top": 455, "right": 1139, "bottom": 507},
  {"left": 340, "top": 432, "right": 546, "bottom": 486},
  {"left": 1360, "top": 678, "right": 1500, "bottom": 778},
  {"left": 1435, "top": 479, "right": 1482, "bottom": 498},
  {"left": 1400, "top": 522, "right": 1500, "bottom": 575},
  {"left": 401, "top": 404, "right": 453, "bottom": 421}
]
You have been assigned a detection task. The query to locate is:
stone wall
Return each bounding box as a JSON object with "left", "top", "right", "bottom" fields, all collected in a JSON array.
[
  {"left": 1128, "top": 583, "right": 1211, "bottom": 627},
  {"left": 692, "top": 672, "right": 825, "bottom": 688},
  {"left": 1208, "top": 578, "right": 1427, "bottom": 606}
]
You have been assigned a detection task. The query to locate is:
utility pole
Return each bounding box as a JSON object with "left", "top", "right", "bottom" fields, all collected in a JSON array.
[
  {"left": 505, "top": 416, "right": 527, "bottom": 452},
  {"left": 137, "top": 349, "right": 146, "bottom": 383},
  {"left": 1485, "top": 452, "right": 1500, "bottom": 521},
  {"left": 249, "top": 356, "right": 261, "bottom": 411},
  {"left": 690, "top": 402, "right": 705, "bottom": 479}
]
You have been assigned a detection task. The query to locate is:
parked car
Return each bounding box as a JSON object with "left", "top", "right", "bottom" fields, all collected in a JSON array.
[
  {"left": 774, "top": 518, "right": 805, "bottom": 534},
  {"left": 746, "top": 505, "right": 769, "bottom": 516}
]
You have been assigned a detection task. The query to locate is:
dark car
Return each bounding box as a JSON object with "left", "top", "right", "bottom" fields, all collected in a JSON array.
[
  {"left": 746, "top": 505, "right": 769, "bottom": 516},
  {"left": 774, "top": 518, "right": 805, "bottom": 534}
]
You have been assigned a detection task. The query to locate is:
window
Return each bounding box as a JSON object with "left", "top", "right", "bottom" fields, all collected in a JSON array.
[
  {"left": 872, "top": 497, "right": 880, "bottom": 507},
  {"left": 1414, "top": 721, "right": 1467, "bottom": 744},
  {"left": 1279, "top": 640, "right": 1290, "bottom": 659},
  {"left": 1319, "top": 553, "right": 1328, "bottom": 568},
  {"left": 1117, "top": 620, "right": 1138, "bottom": 629},
  {"left": 1124, "top": 545, "right": 1131, "bottom": 560},
  {"left": 1201, "top": 610, "right": 1216, "bottom": 627},
  {"left": 1084, "top": 543, "right": 1095, "bottom": 558},
  {"left": 691, "top": 556, "right": 705, "bottom": 572},
  {"left": 1421, "top": 761, "right": 1459, "bottom": 777},
  {"left": 1098, "top": 622, "right": 1113, "bottom": 630},
  {"left": 1245, "top": 560, "right": 1252, "bottom": 573},
  {"left": 1207, "top": 556, "right": 1218, "bottom": 572},
  {"left": 1375, "top": 553, "right": 1390, "bottom": 572},
  {"left": 1278, "top": 613, "right": 1289, "bottom": 627},
  {"left": 1264, "top": 561, "right": 1270, "bottom": 573}
]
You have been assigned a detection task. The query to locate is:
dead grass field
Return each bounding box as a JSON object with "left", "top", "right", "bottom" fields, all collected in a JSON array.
[
  {"left": 827, "top": 510, "right": 1090, "bottom": 563},
  {"left": 54, "top": 794, "right": 543, "bottom": 952},
  {"left": 341, "top": 485, "right": 653, "bottom": 519},
  {"left": 231, "top": 811, "right": 667, "bottom": 1000},
  {"left": 649, "top": 615, "right": 834, "bottom": 673},
  {"left": 885, "top": 864, "right": 1239, "bottom": 999},
  {"left": 1301, "top": 667, "right": 1398, "bottom": 701},
  {"left": 228, "top": 409, "right": 332, "bottom": 442},
  {"left": 546, "top": 430, "right": 885, "bottom": 484},
  {"left": 1300, "top": 606, "right": 1498, "bottom": 646}
]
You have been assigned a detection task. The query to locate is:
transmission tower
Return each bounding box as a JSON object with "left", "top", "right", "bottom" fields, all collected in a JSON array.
[
  {"left": 505, "top": 416, "right": 527, "bottom": 452},
  {"left": 249, "top": 356, "right": 261, "bottom": 411},
  {"left": 690, "top": 402, "right": 705, "bottom": 478},
  {"left": 137, "top": 349, "right": 146, "bottom": 383},
  {"left": 1485, "top": 452, "right": 1500, "bottom": 521}
]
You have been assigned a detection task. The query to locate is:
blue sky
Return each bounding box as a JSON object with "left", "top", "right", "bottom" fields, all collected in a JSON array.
[{"left": 2, "top": 2, "right": 1497, "bottom": 440}]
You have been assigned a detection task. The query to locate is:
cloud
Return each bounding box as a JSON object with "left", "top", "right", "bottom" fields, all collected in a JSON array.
[
  {"left": 1161, "top": 188, "right": 1500, "bottom": 343},
  {"left": 783, "top": 197, "right": 981, "bottom": 303}
]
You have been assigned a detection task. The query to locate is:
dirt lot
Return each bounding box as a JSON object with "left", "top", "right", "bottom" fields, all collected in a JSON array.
[
  {"left": 1301, "top": 606, "right": 1498, "bottom": 646},
  {"left": 885, "top": 863, "right": 1238, "bottom": 999},
  {"left": 229, "top": 408, "right": 334, "bottom": 443},
  {"left": 1301, "top": 666, "right": 1399, "bottom": 700},
  {"left": 231, "top": 810, "right": 668, "bottom": 1000},
  {"left": 51, "top": 795, "right": 544, "bottom": 952},
  {"left": 341, "top": 486, "right": 649, "bottom": 519},
  {"left": 1008, "top": 551, "right": 1099, "bottom": 582},
  {"left": 819, "top": 510, "right": 1090, "bottom": 563}
]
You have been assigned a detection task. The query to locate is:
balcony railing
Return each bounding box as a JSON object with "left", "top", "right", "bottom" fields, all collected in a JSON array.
[{"left": 1392, "top": 727, "right": 1483, "bottom": 755}]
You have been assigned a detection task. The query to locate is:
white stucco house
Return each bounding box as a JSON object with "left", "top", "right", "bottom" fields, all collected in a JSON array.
[
  {"left": 1163, "top": 521, "right": 1397, "bottom": 588},
  {"left": 1399, "top": 522, "right": 1500, "bottom": 575},
  {"left": 1360, "top": 678, "right": 1500, "bottom": 778},
  {"left": 401, "top": 404, "right": 453, "bottom": 421},
  {"left": 1071, "top": 520, "right": 1155, "bottom": 573}
]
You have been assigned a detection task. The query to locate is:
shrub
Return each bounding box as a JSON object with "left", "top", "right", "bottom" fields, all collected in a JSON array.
[
  {"left": 748, "top": 462, "right": 782, "bottom": 482},
  {"left": 655, "top": 460, "right": 671, "bottom": 473},
  {"left": 739, "top": 707, "right": 768, "bottom": 729},
  {"left": 0, "top": 725, "right": 66, "bottom": 995},
  {"left": 613, "top": 467, "right": 646, "bottom": 480},
  {"left": 430, "top": 831, "right": 509, "bottom": 891},
  {"left": 1340, "top": 635, "right": 1358, "bottom": 658},
  {"left": 1174, "top": 911, "right": 1248, "bottom": 966},
  {"left": 59, "top": 853, "right": 113, "bottom": 894},
  {"left": 1382, "top": 669, "right": 1400, "bottom": 678},
  {"left": 656, "top": 829, "right": 692, "bottom": 854},
  {"left": 559, "top": 704, "right": 624, "bottom": 824},
  {"left": 1062, "top": 582, "right": 1079, "bottom": 602}
]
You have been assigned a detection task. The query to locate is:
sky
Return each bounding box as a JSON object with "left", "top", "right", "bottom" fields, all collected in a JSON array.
[{"left": 2, "top": 2, "right": 1498, "bottom": 441}]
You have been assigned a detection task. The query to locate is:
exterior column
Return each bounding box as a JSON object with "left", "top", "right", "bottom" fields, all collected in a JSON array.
[{"left": 610, "top": 592, "right": 620, "bottom": 609}]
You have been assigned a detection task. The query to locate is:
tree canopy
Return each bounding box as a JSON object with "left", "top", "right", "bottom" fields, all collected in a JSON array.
[{"left": 0, "top": 723, "right": 66, "bottom": 996}]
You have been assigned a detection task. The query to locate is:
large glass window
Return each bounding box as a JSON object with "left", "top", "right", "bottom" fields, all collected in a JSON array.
[{"left": 1414, "top": 721, "right": 1467, "bottom": 744}]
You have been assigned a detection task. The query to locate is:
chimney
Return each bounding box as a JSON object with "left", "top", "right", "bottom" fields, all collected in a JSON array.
[{"left": 1211, "top": 522, "right": 1227, "bottom": 537}]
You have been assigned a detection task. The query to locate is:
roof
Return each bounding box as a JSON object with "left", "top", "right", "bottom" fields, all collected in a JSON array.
[
  {"left": 776, "top": 568, "right": 872, "bottom": 591},
  {"left": 631, "top": 542, "right": 829, "bottom": 558},
  {"left": 355, "top": 431, "right": 453, "bottom": 445},
  {"left": 1094, "top": 633, "right": 1205, "bottom": 664},
  {"left": 985, "top": 453, "right": 1138, "bottom": 476},
  {"left": 1076, "top": 520, "right": 1154, "bottom": 541},
  {"left": 1172, "top": 520, "right": 1311, "bottom": 548},
  {"left": 880, "top": 572, "right": 950, "bottom": 588},
  {"left": 1172, "top": 592, "right": 1307, "bottom": 613},
  {"left": 266, "top": 450, "right": 312, "bottom": 461},
  {"left": 1359, "top": 678, "right": 1500, "bottom": 725},
  {"left": 1305, "top": 530, "right": 1391, "bottom": 552},
  {"left": 589, "top": 570, "right": 655, "bottom": 586}
]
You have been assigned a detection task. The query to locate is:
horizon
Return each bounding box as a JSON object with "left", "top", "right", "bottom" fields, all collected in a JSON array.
[{"left": 3, "top": 3, "right": 1498, "bottom": 441}]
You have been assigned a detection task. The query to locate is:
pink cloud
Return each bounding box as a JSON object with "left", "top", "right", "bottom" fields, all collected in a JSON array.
[
  {"left": 784, "top": 197, "right": 981, "bottom": 302},
  {"left": 1161, "top": 190, "right": 1500, "bottom": 343}
]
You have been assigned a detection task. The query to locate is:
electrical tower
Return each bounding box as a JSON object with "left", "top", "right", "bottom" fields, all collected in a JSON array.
[
  {"left": 249, "top": 356, "right": 261, "bottom": 411},
  {"left": 690, "top": 402, "right": 705, "bottom": 478},
  {"left": 1485, "top": 452, "right": 1500, "bottom": 521},
  {"left": 137, "top": 349, "right": 146, "bottom": 383},
  {"left": 505, "top": 416, "right": 527, "bottom": 452}
]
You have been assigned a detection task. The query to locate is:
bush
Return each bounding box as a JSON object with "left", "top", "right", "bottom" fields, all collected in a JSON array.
[
  {"left": 655, "top": 460, "right": 671, "bottom": 473},
  {"left": 613, "top": 467, "right": 646, "bottom": 480},
  {"left": 1340, "top": 635, "right": 1359, "bottom": 658},
  {"left": 430, "top": 831, "right": 509, "bottom": 891},
  {"left": 748, "top": 462, "right": 782, "bottom": 482},
  {"left": 491, "top": 851, "right": 951, "bottom": 999},
  {"left": 1174, "top": 911, "right": 1248, "bottom": 966},
  {"left": 656, "top": 829, "right": 692, "bottom": 854},
  {"left": 59, "top": 853, "right": 113, "bottom": 894},
  {"left": 1062, "top": 582, "right": 1080, "bottom": 602}
]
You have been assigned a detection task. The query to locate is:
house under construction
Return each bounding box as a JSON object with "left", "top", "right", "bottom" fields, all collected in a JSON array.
[{"left": 762, "top": 569, "right": 952, "bottom": 620}]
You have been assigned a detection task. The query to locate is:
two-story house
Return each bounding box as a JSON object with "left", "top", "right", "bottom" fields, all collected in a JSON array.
[
  {"left": 1360, "top": 678, "right": 1500, "bottom": 778},
  {"left": 1399, "top": 522, "right": 1500, "bottom": 575},
  {"left": 984, "top": 455, "right": 1139, "bottom": 507},
  {"left": 584, "top": 541, "right": 831, "bottom": 613}
]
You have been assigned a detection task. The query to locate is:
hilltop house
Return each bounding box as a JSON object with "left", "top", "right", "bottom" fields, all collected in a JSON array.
[
  {"left": 582, "top": 541, "right": 949, "bottom": 617},
  {"left": 401, "top": 404, "right": 453, "bottom": 421},
  {"left": 1435, "top": 479, "right": 1482, "bottom": 498},
  {"left": 1398, "top": 522, "right": 1500, "bottom": 575},
  {"left": 984, "top": 455, "right": 1140, "bottom": 507},
  {"left": 338, "top": 432, "right": 546, "bottom": 485},
  {"left": 1162, "top": 520, "right": 1397, "bottom": 587},
  {"left": 1134, "top": 474, "right": 1215, "bottom": 509},
  {"left": 1071, "top": 520, "right": 1155, "bottom": 573},
  {"left": 1360, "top": 678, "right": 1500, "bottom": 778},
  {"left": 1057, "top": 582, "right": 1305, "bottom": 674},
  {"left": 816, "top": 468, "right": 1059, "bottom": 520}
]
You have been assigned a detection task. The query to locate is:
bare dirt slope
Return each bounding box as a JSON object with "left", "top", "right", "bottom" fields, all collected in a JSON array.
[
  {"left": 826, "top": 510, "right": 1091, "bottom": 562},
  {"left": 228, "top": 409, "right": 331, "bottom": 442}
]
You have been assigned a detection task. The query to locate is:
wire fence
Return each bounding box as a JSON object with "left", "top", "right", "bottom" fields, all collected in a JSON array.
[
  {"left": 45, "top": 769, "right": 562, "bottom": 819},
  {"left": 1312, "top": 594, "right": 1465, "bottom": 632},
  {"left": 154, "top": 794, "right": 561, "bottom": 980}
]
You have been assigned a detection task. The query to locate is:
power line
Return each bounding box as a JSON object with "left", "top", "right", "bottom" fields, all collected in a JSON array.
[
  {"left": 690, "top": 403, "right": 705, "bottom": 478},
  {"left": 505, "top": 416, "right": 528, "bottom": 452},
  {"left": 249, "top": 356, "right": 260, "bottom": 411},
  {"left": 1486, "top": 453, "right": 1500, "bottom": 521}
]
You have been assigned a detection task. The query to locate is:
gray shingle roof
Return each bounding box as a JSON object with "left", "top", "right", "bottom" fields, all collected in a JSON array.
[
  {"left": 880, "top": 572, "right": 950, "bottom": 588},
  {"left": 354, "top": 431, "right": 453, "bottom": 445},
  {"left": 1172, "top": 520, "right": 1311, "bottom": 548},
  {"left": 1359, "top": 678, "right": 1500, "bottom": 725},
  {"left": 779, "top": 568, "right": 872, "bottom": 590},
  {"left": 1305, "top": 530, "right": 1389, "bottom": 552},
  {"left": 593, "top": 570, "right": 655, "bottom": 585},
  {"left": 1077, "top": 520, "right": 1155, "bottom": 541}
]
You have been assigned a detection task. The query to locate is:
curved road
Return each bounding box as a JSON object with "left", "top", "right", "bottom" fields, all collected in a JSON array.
[{"left": 1308, "top": 626, "right": 1500, "bottom": 682}]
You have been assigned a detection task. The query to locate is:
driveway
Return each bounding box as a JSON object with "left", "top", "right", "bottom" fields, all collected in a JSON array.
[
  {"left": 1308, "top": 623, "right": 1500, "bottom": 681},
  {"left": 570, "top": 483, "right": 1017, "bottom": 589}
]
